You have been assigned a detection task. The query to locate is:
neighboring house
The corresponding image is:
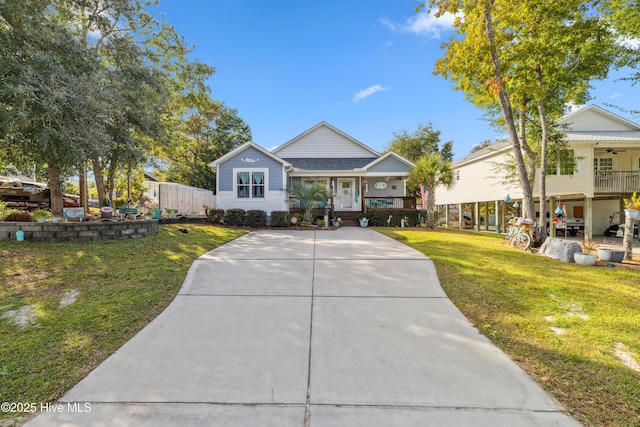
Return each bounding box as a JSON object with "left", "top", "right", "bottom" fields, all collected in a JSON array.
[
  {"left": 435, "top": 105, "right": 640, "bottom": 239},
  {"left": 208, "top": 121, "right": 415, "bottom": 220}
]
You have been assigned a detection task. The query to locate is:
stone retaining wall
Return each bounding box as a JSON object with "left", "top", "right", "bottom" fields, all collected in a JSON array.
[{"left": 0, "top": 220, "right": 160, "bottom": 242}]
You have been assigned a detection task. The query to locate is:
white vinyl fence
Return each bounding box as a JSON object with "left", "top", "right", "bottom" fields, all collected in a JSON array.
[{"left": 143, "top": 181, "right": 215, "bottom": 215}]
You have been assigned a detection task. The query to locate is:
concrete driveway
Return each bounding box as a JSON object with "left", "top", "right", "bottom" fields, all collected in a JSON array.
[{"left": 27, "top": 228, "right": 580, "bottom": 426}]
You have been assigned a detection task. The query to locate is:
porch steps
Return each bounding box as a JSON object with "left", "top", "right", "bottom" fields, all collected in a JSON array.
[{"left": 334, "top": 211, "right": 359, "bottom": 226}]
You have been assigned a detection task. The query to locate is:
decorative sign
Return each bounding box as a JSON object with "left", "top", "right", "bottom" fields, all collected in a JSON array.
[
  {"left": 374, "top": 181, "right": 387, "bottom": 190},
  {"left": 241, "top": 157, "right": 260, "bottom": 163},
  {"left": 64, "top": 208, "right": 85, "bottom": 219}
]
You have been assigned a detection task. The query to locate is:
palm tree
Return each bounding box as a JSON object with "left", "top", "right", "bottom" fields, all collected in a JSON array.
[
  {"left": 409, "top": 153, "right": 454, "bottom": 229},
  {"left": 290, "top": 182, "right": 333, "bottom": 223}
]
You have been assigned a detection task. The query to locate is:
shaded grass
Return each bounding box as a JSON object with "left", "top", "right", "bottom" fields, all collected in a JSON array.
[
  {"left": 0, "top": 224, "right": 247, "bottom": 424},
  {"left": 377, "top": 227, "right": 640, "bottom": 427}
]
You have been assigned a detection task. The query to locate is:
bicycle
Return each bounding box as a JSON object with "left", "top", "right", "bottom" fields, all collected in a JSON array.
[{"left": 511, "top": 219, "right": 533, "bottom": 251}]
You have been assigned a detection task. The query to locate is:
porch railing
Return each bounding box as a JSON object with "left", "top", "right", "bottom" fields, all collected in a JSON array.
[
  {"left": 595, "top": 171, "right": 640, "bottom": 193},
  {"left": 364, "top": 196, "right": 416, "bottom": 209}
]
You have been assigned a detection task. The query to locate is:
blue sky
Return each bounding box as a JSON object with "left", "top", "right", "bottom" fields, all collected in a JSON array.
[{"left": 154, "top": 0, "right": 639, "bottom": 161}]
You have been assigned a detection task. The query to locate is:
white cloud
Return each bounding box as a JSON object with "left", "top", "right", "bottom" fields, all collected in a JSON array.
[
  {"left": 617, "top": 35, "right": 640, "bottom": 50},
  {"left": 610, "top": 92, "right": 623, "bottom": 99},
  {"left": 380, "top": 9, "right": 455, "bottom": 39},
  {"left": 352, "top": 85, "right": 390, "bottom": 103},
  {"left": 566, "top": 103, "right": 582, "bottom": 113}
]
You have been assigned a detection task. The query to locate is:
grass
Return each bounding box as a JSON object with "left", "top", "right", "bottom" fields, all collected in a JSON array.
[
  {"left": 377, "top": 227, "right": 640, "bottom": 427},
  {"left": 0, "top": 224, "right": 247, "bottom": 425}
]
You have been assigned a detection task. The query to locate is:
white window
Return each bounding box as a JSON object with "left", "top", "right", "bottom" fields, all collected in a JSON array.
[
  {"left": 235, "top": 170, "right": 266, "bottom": 199},
  {"left": 548, "top": 149, "right": 577, "bottom": 175},
  {"left": 594, "top": 157, "right": 613, "bottom": 171}
]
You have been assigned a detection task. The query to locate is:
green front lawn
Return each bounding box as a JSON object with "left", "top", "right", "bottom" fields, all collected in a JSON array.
[
  {"left": 377, "top": 228, "right": 640, "bottom": 427},
  {"left": 0, "top": 224, "right": 247, "bottom": 425}
]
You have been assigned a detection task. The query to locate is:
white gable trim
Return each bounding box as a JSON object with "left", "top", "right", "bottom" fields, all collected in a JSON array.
[
  {"left": 560, "top": 105, "right": 640, "bottom": 131},
  {"left": 272, "top": 121, "right": 380, "bottom": 157},
  {"left": 208, "top": 142, "right": 290, "bottom": 169},
  {"left": 358, "top": 151, "right": 414, "bottom": 171}
]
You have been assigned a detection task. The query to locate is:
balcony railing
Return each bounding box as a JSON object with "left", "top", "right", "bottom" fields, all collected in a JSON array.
[
  {"left": 364, "top": 196, "right": 416, "bottom": 209},
  {"left": 595, "top": 171, "right": 640, "bottom": 192}
]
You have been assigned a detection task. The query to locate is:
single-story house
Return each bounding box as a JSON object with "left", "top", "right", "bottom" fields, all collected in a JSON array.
[
  {"left": 208, "top": 121, "right": 415, "bottom": 222},
  {"left": 435, "top": 105, "right": 640, "bottom": 240}
]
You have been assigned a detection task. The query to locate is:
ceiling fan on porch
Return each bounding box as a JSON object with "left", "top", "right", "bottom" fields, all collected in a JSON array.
[{"left": 605, "top": 147, "right": 626, "bottom": 154}]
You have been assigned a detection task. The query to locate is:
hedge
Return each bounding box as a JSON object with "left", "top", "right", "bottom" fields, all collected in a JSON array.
[
  {"left": 246, "top": 210, "right": 267, "bottom": 228},
  {"left": 206, "top": 208, "right": 225, "bottom": 225},
  {"left": 223, "top": 208, "right": 246, "bottom": 226},
  {"left": 270, "top": 211, "right": 290, "bottom": 227}
]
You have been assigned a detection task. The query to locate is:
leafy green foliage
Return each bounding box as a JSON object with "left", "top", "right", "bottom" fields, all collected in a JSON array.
[
  {"left": 206, "top": 208, "right": 225, "bottom": 224},
  {"left": 290, "top": 183, "right": 333, "bottom": 223},
  {"left": 245, "top": 210, "right": 267, "bottom": 228},
  {"left": 269, "top": 211, "right": 291, "bottom": 228},
  {"left": 409, "top": 153, "right": 454, "bottom": 228},
  {"left": 223, "top": 208, "right": 246, "bottom": 226},
  {"left": 386, "top": 122, "right": 453, "bottom": 162}
]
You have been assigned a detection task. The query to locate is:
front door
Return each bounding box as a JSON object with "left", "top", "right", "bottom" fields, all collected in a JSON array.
[{"left": 338, "top": 179, "right": 355, "bottom": 209}]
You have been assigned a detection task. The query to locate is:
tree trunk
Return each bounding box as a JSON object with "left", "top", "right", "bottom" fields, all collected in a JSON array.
[
  {"left": 623, "top": 214, "right": 635, "bottom": 260},
  {"left": 79, "top": 163, "right": 88, "bottom": 215},
  {"left": 47, "top": 165, "right": 64, "bottom": 216},
  {"left": 535, "top": 65, "right": 549, "bottom": 244},
  {"left": 91, "top": 156, "right": 107, "bottom": 205},
  {"left": 483, "top": 3, "right": 536, "bottom": 222},
  {"left": 426, "top": 184, "right": 437, "bottom": 229}
]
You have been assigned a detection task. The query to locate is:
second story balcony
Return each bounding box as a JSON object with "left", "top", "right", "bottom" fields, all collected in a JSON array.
[{"left": 595, "top": 171, "right": 640, "bottom": 193}]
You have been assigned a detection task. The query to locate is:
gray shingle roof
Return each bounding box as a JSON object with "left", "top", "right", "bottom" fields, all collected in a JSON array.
[{"left": 283, "top": 157, "right": 378, "bottom": 171}]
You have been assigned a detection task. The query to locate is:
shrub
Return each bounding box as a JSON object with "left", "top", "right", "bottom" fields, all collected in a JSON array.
[
  {"left": 223, "top": 208, "right": 246, "bottom": 226},
  {"left": 246, "top": 210, "right": 267, "bottom": 228},
  {"left": 4, "top": 211, "right": 33, "bottom": 222},
  {"left": 270, "top": 211, "right": 290, "bottom": 227},
  {"left": 0, "top": 200, "right": 18, "bottom": 221},
  {"left": 207, "top": 208, "right": 225, "bottom": 224}
]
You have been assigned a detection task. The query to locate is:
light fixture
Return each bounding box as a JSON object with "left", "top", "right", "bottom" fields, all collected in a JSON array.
[{"left": 513, "top": 201, "right": 519, "bottom": 208}]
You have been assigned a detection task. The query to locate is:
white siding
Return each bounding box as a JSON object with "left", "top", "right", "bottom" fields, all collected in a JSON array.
[
  {"left": 215, "top": 190, "right": 288, "bottom": 215},
  {"left": 544, "top": 147, "right": 593, "bottom": 198},
  {"left": 436, "top": 150, "right": 524, "bottom": 205},
  {"left": 274, "top": 126, "right": 375, "bottom": 158},
  {"left": 564, "top": 109, "right": 634, "bottom": 131}
]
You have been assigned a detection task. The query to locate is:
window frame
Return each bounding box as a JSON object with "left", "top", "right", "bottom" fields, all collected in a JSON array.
[{"left": 233, "top": 168, "right": 268, "bottom": 200}]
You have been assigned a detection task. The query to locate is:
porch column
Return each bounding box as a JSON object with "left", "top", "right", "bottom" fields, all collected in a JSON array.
[
  {"left": 458, "top": 203, "right": 464, "bottom": 230},
  {"left": 584, "top": 196, "right": 593, "bottom": 242},
  {"left": 484, "top": 202, "right": 489, "bottom": 231},
  {"left": 360, "top": 177, "right": 366, "bottom": 212},
  {"left": 445, "top": 204, "right": 450, "bottom": 228},
  {"left": 549, "top": 196, "right": 557, "bottom": 237},
  {"left": 475, "top": 202, "right": 481, "bottom": 232},
  {"left": 495, "top": 200, "right": 501, "bottom": 234}
]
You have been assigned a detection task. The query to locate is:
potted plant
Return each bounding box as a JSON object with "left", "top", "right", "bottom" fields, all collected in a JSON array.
[
  {"left": 331, "top": 217, "right": 342, "bottom": 228},
  {"left": 623, "top": 192, "right": 640, "bottom": 219},
  {"left": 50, "top": 216, "right": 61, "bottom": 223},
  {"left": 358, "top": 212, "right": 371, "bottom": 227},
  {"left": 32, "top": 209, "right": 50, "bottom": 223},
  {"left": 597, "top": 244, "right": 625, "bottom": 263},
  {"left": 574, "top": 241, "right": 598, "bottom": 266}
]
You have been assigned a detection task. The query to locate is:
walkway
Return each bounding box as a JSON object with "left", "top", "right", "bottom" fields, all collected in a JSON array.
[{"left": 27, "top": 228, "right": 580, "bottom": 426}]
